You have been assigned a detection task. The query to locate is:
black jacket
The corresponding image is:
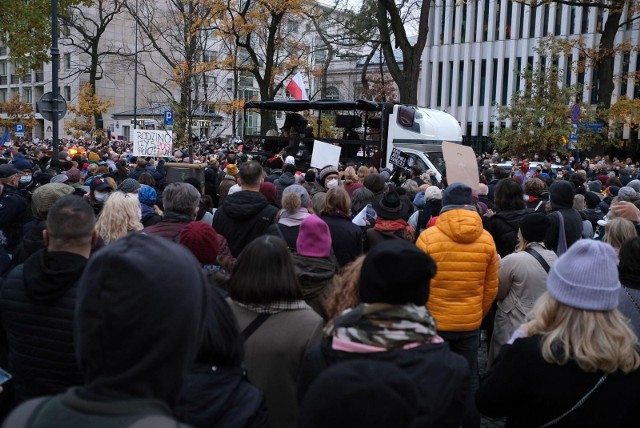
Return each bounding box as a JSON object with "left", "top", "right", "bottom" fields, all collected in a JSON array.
[
  {"left": 274, "top": 172, "right": 295, "bottom": 206},
  {"left": 213, "top": 191, "right": 279, "bottom": 257},
  {"left": 478, "top": 335, "right": 640, "bottom": 427},
  {"left": 0, "top": 250, "right": 87, "bottom": 403},
  {"left": 299, "top": 338, "right": 470, "bottom": 428},
  {"left": 544, "top": 181, "right": 583, "bottom": 253},
  {"left": 175, "top": 364, "right": 269, "bottom": 428},
  {"left": 488, "top": 209, "right": 530, "bottom": 258},
  {"left": 0, "top": 185, "right": 28, "bottom": 251},
  {"left": 320, "top": 213, "right": 363, "bottom": 267}
]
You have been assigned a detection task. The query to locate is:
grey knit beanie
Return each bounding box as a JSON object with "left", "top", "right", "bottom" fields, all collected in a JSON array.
[
  {"left": 547, "top": 240, "right": 620, "bottom": 311},
  {"left": 117, "top": 178, "right": 141, "bottom": 194}
]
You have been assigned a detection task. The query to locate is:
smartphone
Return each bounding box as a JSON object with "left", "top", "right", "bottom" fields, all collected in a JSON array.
[{"left": 0, "top": 367, "right": 12, "bottom": 385}]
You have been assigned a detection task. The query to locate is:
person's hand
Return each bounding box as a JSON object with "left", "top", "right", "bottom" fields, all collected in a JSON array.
[{"left": 484, "top": 208, "right": 495, "bottom": 218}]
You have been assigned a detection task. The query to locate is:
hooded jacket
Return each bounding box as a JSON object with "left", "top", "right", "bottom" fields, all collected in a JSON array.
[
  {"left": 416, "top": 208, "right": 499, "bottom": 331},
  {"left": 0, "top": 250, "right": 88, "bottom": 403},
  {"left": 544, "top": 181, "right": 583, "bottom": 253},
  {"left": 293, "top": 255, "right": 338, "bottom": 319},
  {"left": 274, "top": 172, "right": 295, "bottom": 205},
  {"left": 2, "top": 234, "right": 208, "bottom": 428},
  {"left": 213, "top": 191, "right": 278, "bottom": 257}
]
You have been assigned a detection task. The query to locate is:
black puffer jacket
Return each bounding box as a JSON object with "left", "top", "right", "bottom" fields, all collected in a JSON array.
[
  {"left": 544, "top": 181, "right": 583, "bottom": 253},
  {"left": 213, "top": 191, "right": 279, "bottom": 257},
  {"left": 175, "top": 364, "right": 269, "bottom": 428},
  {"left": 274, "top": 172, "right": 295, "bottom": 206},
  {"left": 299, "top": 337, "right": 470, "bottom": 428},
  {"left": 0, "top": 250, "right": 87, "bottom": 403},
  {"left": 488, "top": 209, "right": 530, "bottom": 258}
]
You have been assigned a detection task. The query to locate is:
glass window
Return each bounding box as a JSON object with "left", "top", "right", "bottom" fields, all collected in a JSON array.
[
  {"left": 24, "top": 88, "right": 32, "bottom": 103},
  {"left": 569, "top": 6, "right": 576, "bottom": 34},
  {"left": 483, "top": 0, "right": 489, "bottom": 41},
  {"left": 529, "top": 5, "right": 536, "bottom": 38},
  {"left": 437, "top": 62, "right": 443, "bottom": 106},
  {"left": 491, "top": 59, "right": 498, "bottom": 103},
  {"left": 501, "top": 58, "right": 509, "bottom": 105},
  {"left": 0, "top": 88, "right": 6, "bottom": 103},
  {"left": 480, "top": 59, "right": 486, "bottom": 106},
  {"left": 469, "top": 60, "right": 475, "bottom": 106},
  {"left": 555, "top": 5, "right": 563, "bottom": 35},
  {"left": 326, "top": 86, "right": 340, "bottom": 100},
  {"left": 64, "top": 53, "right": 71, "bottom": 70},
  {"left": 495, "top": 0, "right": 501, "bottom": 40},
  {"left": 448, "top": 61, "right": 454, "bottom": 106},
  {"left": 64, "top": 86, "right": 71, "bottom": 101},
  {"left": 458, "top": 62, "right": 464, "bottom": 106}
]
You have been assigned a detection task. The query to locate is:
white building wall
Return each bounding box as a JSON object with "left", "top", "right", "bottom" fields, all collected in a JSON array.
[{"left": 420, "top": 0, "right": 640, "bottom": 141}]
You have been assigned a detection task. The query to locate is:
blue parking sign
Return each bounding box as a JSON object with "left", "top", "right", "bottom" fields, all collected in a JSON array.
[
  {"left": 15, "top": 124, "right": 25, "bottom": 137},
  {"left": 164, "top": 111, "right": 174, "bottom": 126}
]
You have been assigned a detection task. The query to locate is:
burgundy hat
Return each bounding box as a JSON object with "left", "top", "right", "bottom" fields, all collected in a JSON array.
[
  {"left": 179, "top": 221, "right": 221, "bottom": 265},
  {"left": 260, "top": 181, "right": 277, "bottom": 204}
]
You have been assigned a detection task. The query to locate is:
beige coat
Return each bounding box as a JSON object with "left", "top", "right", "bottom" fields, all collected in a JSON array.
[
  {"left": 229, "top": 300, "right": 323, "bottom": 428},
  {"left": 488, "top": 242, "right": 557, "bottom": 366}
]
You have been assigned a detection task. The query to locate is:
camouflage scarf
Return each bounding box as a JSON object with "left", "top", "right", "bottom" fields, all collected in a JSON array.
[{"left": 326, "top": 303, "right": 439, "bottom": 350}]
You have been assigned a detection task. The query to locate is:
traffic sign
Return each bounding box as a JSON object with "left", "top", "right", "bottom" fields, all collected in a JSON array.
[
  {"left": 579, "top": 122, "right": 604, "bottom": 133},
  {"left": 164, "top": 110, "right": 174, "bottom": 127},
  {"left": 570, "top": 103, "right": 580, "bottom": 123},
  {"left": 37, "top": 92, "right": 67, "bottom": 122},
  {"left": 15, "top": 124, "right": 24, "bottom": 137},
  {"left": 568, "top": 123, "right": 578, "bottom": 143}
]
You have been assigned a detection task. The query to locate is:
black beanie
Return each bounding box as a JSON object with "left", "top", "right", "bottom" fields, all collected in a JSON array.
[
  {"left": 359, "top": 240, "right": 437, "bottom": 306},
  {"left": 442, "top": 182, "right": 473, "bottom": 207},
  {"left": 584, "top": 191, "right": 601, "bottom": 209},
  {"left": 519, "top": 212, "right": 550, "bottom": 243},
  {"left": 298, "top": 360, "right": 418, "bottom": 428}
]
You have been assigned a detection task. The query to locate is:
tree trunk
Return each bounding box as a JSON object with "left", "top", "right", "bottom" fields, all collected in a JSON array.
[{"left": 597, "top": 8, "right": 622, "bottom": 108}]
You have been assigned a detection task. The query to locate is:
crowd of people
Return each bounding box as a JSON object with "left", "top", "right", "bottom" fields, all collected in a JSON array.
[{"left": 0, "top": 138, "right": 639, "bottom": 427}]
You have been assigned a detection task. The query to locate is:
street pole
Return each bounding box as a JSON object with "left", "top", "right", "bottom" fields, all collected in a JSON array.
[
  {"left": 133, "top": 0, "right": 138, "bottom": 135},
  {"left": 51, "top": 0, "right": 60, "bottom": 160}
]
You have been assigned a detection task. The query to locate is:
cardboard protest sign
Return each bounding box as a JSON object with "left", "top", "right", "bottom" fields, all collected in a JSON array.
[
  {"left": 388, "top": 148, "right": 410, "bottom": 168},
  {"left": 310, "top": 140, "right": 341, "bottom": 169},
  {"left": 132, "top": 130, "right": 174, "bottom": 157},
  {"left": 442, "top": 141, "right": 480, "bottom": 190}
]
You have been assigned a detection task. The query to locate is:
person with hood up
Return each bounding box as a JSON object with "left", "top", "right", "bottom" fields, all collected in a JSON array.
[
  {"left": 274, "top": 163, "right": 297, "bottom": 206},
  {"left": 416, "top": 182, "right": 499, "bottom": 427},
  {"left": 3, "top": 232, "right": 208, "bottom": 427},
  {"left": 544, "top": 180, "right": 583, "bottom": 255},
  {"left": 213, "top": 161, "right": 279, "bottom": 257},
  {"left": 292, "top": 215, "right": 338, "bottom": 319},
  {"left": 0, "top": 196, "right": 97, "bottom": 404},
  {"left": 485, "top": 178, "right": 531, "bottom": 258},
  {"left": 299, "top": 240, "right": 470, "bottom": 427}
]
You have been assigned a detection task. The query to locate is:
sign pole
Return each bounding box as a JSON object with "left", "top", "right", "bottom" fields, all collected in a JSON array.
[{"left": 51, "top": 0, "right": 60, "bottom": 160}]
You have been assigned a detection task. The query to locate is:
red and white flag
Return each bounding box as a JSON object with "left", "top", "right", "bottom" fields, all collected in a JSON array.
[{"left": 286, "top": 72, "right": 308, "bottom": 101}]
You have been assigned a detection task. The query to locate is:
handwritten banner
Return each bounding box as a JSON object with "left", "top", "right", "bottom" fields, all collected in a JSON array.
[{"left": 132, "top": 130, "right": 174, "bottom": 157}]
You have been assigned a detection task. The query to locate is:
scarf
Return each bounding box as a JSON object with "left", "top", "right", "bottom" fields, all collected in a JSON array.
[
  {"left": 279, "top": 208, "right": 310, "bottom": 227},
  {"left": 373, "top": 218, "right": 415, "bottom": 240},
  {"left": 326, "top": 303, "right": 439, "bottom": 350}
]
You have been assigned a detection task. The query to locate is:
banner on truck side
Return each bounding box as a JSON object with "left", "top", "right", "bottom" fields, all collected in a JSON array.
[
  {"left": 132, "top": 129, "right": 174, "bottom": 157},
  {"left": 310, "top": 140, "right": 341, "bottom": 169},
  {"left": 442, "top": 141, "right": 479, "bottom": 190}
]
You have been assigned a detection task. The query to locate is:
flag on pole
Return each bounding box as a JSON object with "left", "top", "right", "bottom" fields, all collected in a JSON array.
[
  {"left": 286, "top": 72, "right": 308, "bottom": 101},
  {"left": 0, "top": 129, "right": 10, "bottom": 146}
]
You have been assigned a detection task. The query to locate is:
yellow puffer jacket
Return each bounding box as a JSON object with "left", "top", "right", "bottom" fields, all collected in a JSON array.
[{"left": 416, "top": 208, "right": 499, "bottom": 332}]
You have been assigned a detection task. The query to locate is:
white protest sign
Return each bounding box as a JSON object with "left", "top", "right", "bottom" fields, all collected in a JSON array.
[
  {"left": 132, "top": 129, "right": 174, "bottom": 157},
  {"left": 442, "top": 141, "right": 480, "bottom": 190},
  {"left": 310, "top": 139, "right": 341, "bottom": 169},
  {"left": 352, "top": 203, "right": 369, "bottom": 226}
]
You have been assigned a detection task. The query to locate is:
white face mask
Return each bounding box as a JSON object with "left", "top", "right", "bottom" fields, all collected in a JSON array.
[
  {"left": 326, "top": 178, "right": 339, "bottom": 189},
  {"left": 94, "top": 191, "right": 108, "bottom": 202}
]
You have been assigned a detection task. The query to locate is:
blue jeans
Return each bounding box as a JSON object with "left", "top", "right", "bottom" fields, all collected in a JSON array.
[{"left": 439, "top": 329, "right": 480, "bottom": 428}]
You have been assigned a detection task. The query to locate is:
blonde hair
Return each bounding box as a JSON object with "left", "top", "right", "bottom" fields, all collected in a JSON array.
[
  {"left": 603, "top": 218, "right": 638, "bottom": 252},
  {"left": 281, "top": 192, "right": 301, "bottom": 213},
  {"left": 324, "top": 255, "right": 365, "bottom": 320},
  {"left": 357, "top": 166, "right": 369, "bottom": 182},
  {"left": 344, "top": 166, "right": 358, "bottom": 184},
  {"left": 526, "top": 292, "right": 640, "bottom": 374},
  {"left": 95, "top": 191, "right": 143, "bottom": 244},
  {"left": 573, "top": 194, "right": 586, "bottom": 211}
]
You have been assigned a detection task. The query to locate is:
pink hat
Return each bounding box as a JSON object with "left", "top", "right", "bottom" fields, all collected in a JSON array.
[{"left": 296, "top": 215, "right": 332, "bottom": 258}]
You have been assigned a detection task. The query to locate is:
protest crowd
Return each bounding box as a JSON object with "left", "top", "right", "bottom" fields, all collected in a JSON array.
[{"left": 0, "top": 135, "right": 639, "bottom": 427}]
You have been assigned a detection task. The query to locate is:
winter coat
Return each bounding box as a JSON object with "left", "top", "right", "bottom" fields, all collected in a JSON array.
[
  {"left": 299, "top": 336, "right": 470, "bottom": 428},
  {"left": 487, "top": 208, "right": 531, "bottom": 258},
  {"left": 213, "top": 191, "right": 279, "bottom": 257},
  {"left": 544, "top": 182, "right": 583, "bottom": 253},
  {"left": 274, "top": 172, "right": 295, "bottom": 206},
  {"left": 126, "top": 161, "right": 165, "bottom": 182},
  {"left": 584, "top": 207, "right": 604, "bottom": 233},
  {"left": 0, "top": 184, "right": 28, "bottom": 251},
  {"left": 228, "top": 300, "right": 323, "bottom": 428},
  {"left": 0, "top": 250, "right": 87, "bottom": 403},
  {"left": 488, "top": 243, "right": 557, "bottom": 366},
  {"left": 416, "top": 208, "right": 499, "bottom": 332},
  {"left": 320, "top": 213, "right": 363, "bottom": 267},
  {"left": 478, "top": 335, "right": 640, "bottom": 428},
  {"left": 292, "top": 255, "right": 338, "bottom": 319},
  {"left": 140, "top": 204, "right": 162, "bottom": 228},
  {"left": 175, "top": 364, "right": 269, "bottom": 428}
]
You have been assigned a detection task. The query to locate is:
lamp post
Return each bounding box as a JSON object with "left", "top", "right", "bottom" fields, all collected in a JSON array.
[
  {"left": 133, "top": 0, "right": 138, "bottom": 134},
  {"left": 51, "top": 0, "right": 60, "bottom": 160}
]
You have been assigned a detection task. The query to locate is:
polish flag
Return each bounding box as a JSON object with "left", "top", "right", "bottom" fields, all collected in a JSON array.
[{"left": 286, "top": 72, "right": 308, "bottom": 100}]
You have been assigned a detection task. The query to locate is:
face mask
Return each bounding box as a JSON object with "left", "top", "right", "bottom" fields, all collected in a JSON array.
[
  {"left": 94, "top": 191, "right": 108, "bottom": 202},
  {"left": 20, "top": 176, "right": 32, "bottom": 184},
  {"left": 326, "top": 178, "right": 339, "bottom": 189}
]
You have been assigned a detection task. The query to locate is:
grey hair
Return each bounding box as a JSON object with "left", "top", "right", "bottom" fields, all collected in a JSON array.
[{"left": 162, "top": 182, "right": 201, "bottom": 216}]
